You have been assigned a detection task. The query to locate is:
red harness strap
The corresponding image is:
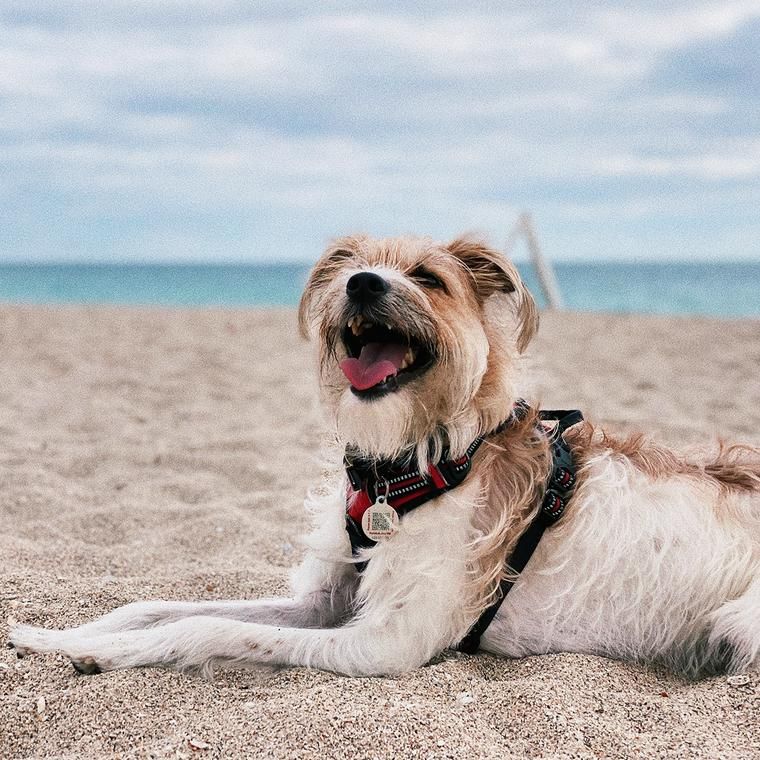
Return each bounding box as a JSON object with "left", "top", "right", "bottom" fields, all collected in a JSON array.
[{"left": 345, "top": 458, "right": 469, "bottom": 525}]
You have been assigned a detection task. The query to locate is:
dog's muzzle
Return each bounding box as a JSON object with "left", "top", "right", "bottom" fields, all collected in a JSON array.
[{"left": 337, "top": 274, "right": 436, "bottom": 399}]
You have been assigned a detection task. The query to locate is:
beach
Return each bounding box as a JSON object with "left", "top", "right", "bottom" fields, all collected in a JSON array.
[{"left": 1, "top": 304, "right": 759, "bottom": 759}]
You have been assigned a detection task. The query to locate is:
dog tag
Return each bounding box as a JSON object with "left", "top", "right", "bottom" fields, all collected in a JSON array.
[{"left": 362, "top": 495, "right": 399, "bottom": 541}]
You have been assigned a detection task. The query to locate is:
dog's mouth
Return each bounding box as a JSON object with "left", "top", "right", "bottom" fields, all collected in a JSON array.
[{"left": 339, "top": 315, "right": 435, "bottom": 399}]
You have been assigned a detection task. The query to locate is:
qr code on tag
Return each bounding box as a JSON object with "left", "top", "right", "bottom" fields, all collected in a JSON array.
[{"left": 371, "top": 512, "right": 392, "bottom": 532}]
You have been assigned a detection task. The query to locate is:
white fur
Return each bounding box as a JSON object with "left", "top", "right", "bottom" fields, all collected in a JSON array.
[{"left": 10, "top": 478, "right": 477, "bottom": 677}]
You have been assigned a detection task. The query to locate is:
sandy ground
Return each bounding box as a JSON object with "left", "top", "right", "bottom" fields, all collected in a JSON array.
[{"left": 1, "top": 305, "right": 759, "bottom": 760}]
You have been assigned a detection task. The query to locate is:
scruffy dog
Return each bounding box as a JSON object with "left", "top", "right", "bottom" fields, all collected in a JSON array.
[{"left": 9, "top": 235, "right": 760, "bottom": 678}]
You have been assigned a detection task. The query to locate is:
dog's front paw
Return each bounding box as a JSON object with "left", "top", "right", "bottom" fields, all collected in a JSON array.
[
  {"left": 63, "top": 629, "right": 166, "bottom": 674},
  {"left": 10, "top": 620, "right": 222, "bottom": 675},
  {"left": 9, "top": 625, "right": 112, "bottom": 673},
  {"left": 8, "top": 624, "right": 61, "bottom": 658}
]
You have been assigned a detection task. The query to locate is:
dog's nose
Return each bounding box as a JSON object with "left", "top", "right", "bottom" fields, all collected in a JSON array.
[{"left": 346, "top": 272, "right": 389, "bottom": 303}]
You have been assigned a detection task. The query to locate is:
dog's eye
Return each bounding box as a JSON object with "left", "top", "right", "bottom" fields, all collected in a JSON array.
[{"left": 410, "top": 268, "right": 446, "bottom": 291}]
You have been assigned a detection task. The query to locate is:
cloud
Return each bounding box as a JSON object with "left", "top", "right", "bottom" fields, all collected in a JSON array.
[
  {"left": 653, "top": 15, "right": 760, "bottom": 98},
  {"left": 0, "top": 1, "right": 758, "bottom": 262}
]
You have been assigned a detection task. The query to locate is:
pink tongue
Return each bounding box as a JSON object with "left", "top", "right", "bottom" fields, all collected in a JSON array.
[{"left": 340, "top": 342, "right": 408, "bottom": 391}]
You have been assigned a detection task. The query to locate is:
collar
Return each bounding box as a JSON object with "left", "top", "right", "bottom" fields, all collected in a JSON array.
[{"left": 344, "top": 400, "right": 531, "bottom": 549}]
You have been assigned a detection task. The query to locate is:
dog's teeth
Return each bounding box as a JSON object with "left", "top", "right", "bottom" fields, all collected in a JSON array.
[
  {"left": 398, "top": 348, "right": 415, "bottom": 372},
  {"left": 348, "top": 315, "right": 366, "bottom": 336}
]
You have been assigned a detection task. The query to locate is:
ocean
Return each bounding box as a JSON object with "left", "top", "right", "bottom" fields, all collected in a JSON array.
[{"left": 0, "top": 262, "right": 758, "bottom": 317}]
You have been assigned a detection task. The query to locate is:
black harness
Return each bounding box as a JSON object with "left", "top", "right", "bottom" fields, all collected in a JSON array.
[{"left": 343, "top": 403, "right": 584, "bottom": 652}]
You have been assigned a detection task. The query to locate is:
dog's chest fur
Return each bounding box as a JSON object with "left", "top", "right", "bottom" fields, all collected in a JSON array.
[{"left": 345, "top": 477, "right": 481, "bottom": 654}]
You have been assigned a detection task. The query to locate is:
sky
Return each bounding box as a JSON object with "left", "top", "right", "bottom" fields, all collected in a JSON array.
[{"left": 1, "top": 1, "right": 759, "bottom": 263}]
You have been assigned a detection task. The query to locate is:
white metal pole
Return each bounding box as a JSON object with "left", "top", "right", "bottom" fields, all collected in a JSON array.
[{"left": 513, "top": 212, "right": 564, "bottom": 310}]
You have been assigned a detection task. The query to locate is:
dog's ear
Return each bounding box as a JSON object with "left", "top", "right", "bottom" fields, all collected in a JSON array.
[
  {"left": 447, "top": 236, "right": 539, "bottom": 352},
  {"left": 298, "top": 239, "right": 363, "bottom": 339}
]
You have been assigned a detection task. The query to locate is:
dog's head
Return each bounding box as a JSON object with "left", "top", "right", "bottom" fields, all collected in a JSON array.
[{"left": 298, "top": 235, "right": 538, "bottom": 463}]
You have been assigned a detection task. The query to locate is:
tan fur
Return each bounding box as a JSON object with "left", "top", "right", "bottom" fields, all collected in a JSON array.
[
  {"left": 467, "top": 409, "right": 552, "bottom": 615},
  {"left": 447, "top": 236, "right": 539, "bottom": 352},
  {"left": 566, "top": 423, "right": 760, "bottom": 494}
]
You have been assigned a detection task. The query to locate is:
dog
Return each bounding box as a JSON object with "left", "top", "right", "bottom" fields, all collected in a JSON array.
[{"left": 9, "top": 235, "right": 760, "bottom": 678}]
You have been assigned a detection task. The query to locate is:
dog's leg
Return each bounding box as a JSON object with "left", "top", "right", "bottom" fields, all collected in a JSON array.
[
  {"left": 41, "top": 600, "right": 453, "bottom": 677},
  {"left": 9, "top": 554, "right": 356, "bottom": 659},
  {"left": 11, "top": 551, "right": 464, "bottom": 676},
  {"left": 8, "top": 592, "right": 348, "bottom": 657},
  {"left": 708, "top": 574, "right": 760, "bottom": 673}
]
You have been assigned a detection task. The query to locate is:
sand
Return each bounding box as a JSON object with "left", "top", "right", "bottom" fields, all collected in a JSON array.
[{"left": 1, "top": 305, "right": 759, "bottom": 759}]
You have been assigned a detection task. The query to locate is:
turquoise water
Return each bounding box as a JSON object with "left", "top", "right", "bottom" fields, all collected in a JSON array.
[{"left": 0, "top": 262, "right": 758, "bottom": 317}]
